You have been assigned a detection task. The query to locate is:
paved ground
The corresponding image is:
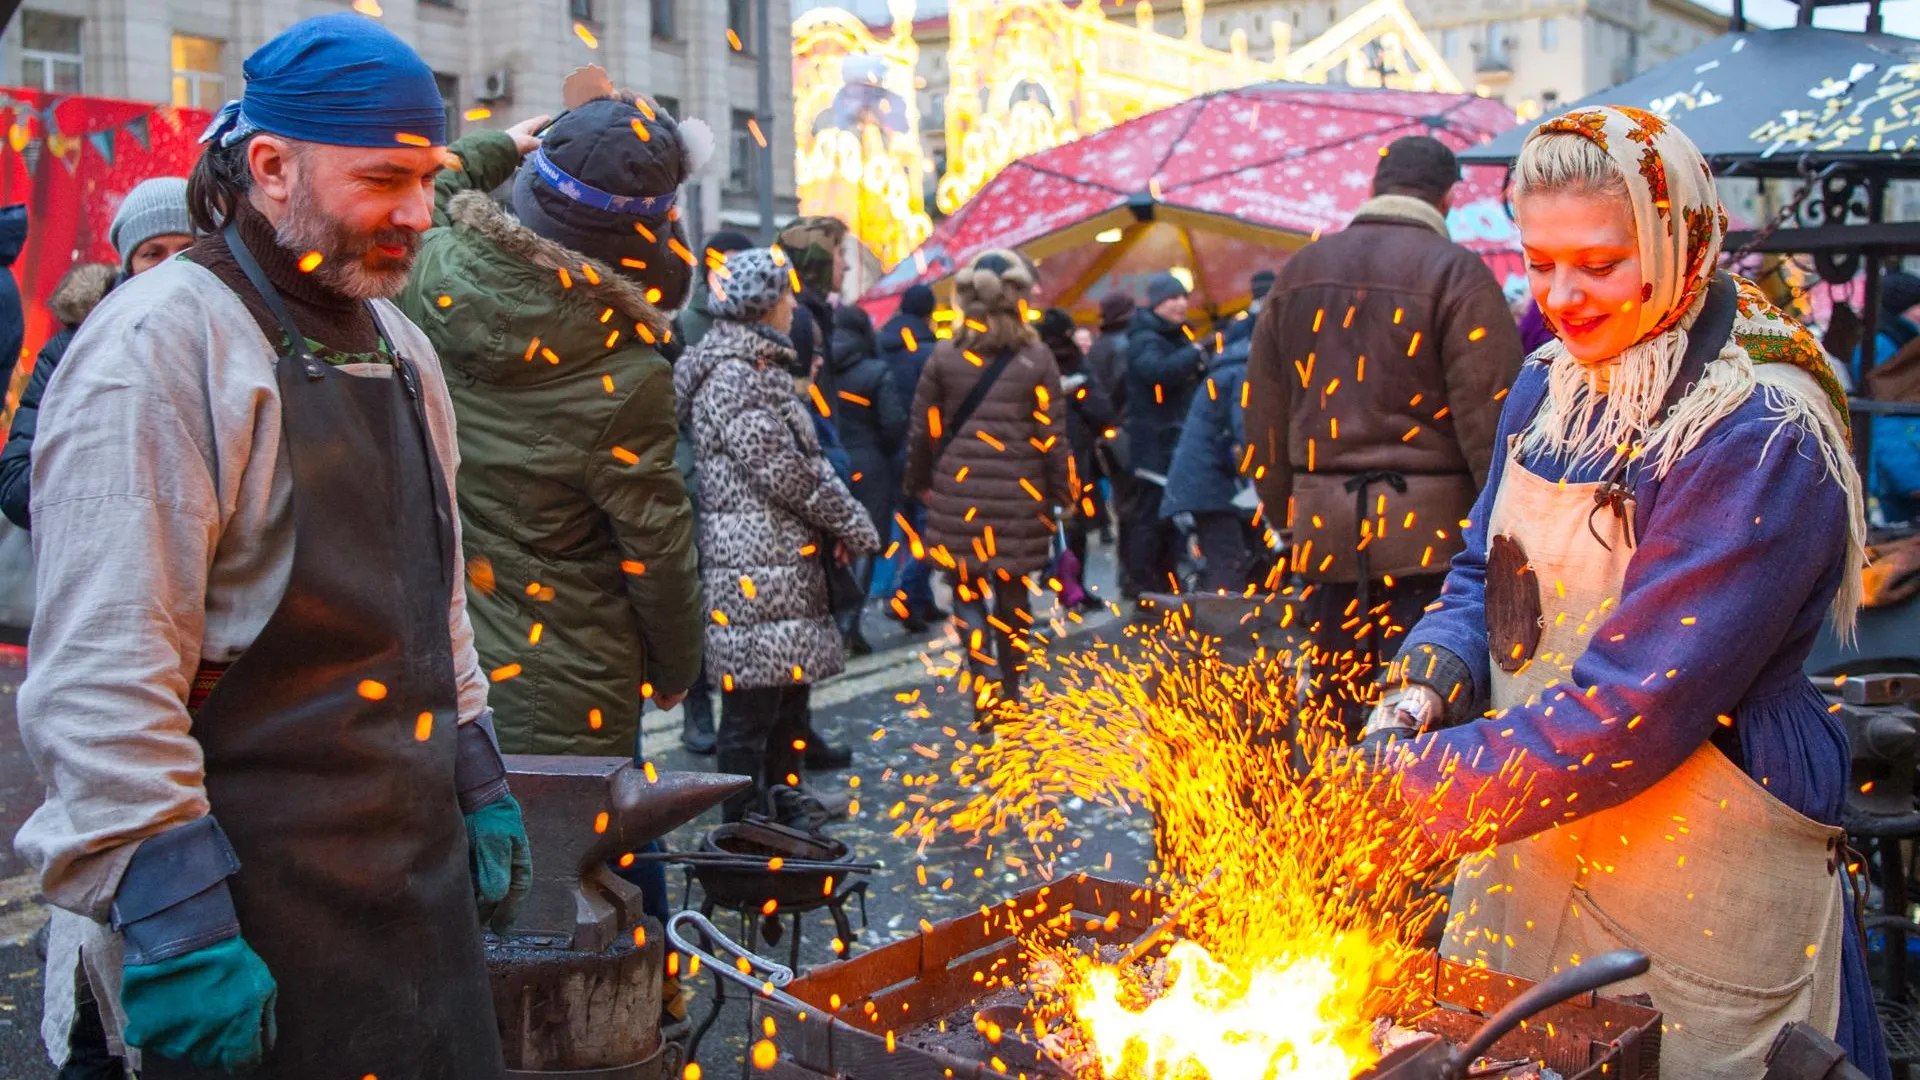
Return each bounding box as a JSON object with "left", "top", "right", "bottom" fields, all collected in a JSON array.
[
  {"left": 645, "top": 541, "right": 1153, "bottom": 1074},
  {"left": 0, "top": 539, "right": 1151, "bottom": 1078},
  {"left": 0, "top": 649, "right": 51, "bottom": 1080}
]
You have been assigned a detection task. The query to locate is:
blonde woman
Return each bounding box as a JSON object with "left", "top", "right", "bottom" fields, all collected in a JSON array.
[
  {"left": 1371, "top": 107, "right": 1887, "bottom": 1077},
  {"left": 903, "top": 250, "right": 1071, "bottom": 724}
]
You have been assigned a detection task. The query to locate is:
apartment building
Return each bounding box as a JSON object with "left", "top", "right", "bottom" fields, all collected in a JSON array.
[{"left": 2, "top": 0, "right": 800, "bottom": 237}]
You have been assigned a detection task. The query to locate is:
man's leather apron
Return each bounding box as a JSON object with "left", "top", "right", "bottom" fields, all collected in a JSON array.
[
  {"left": 142, "top": 223, "right": 504, "bottom": 1078},
  {"left": 1444, "top": 336, "right": 1846, "bottom": 1080}
]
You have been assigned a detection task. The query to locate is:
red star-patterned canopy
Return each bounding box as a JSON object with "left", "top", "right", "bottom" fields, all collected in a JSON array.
[{"left": 860, "top": 84, "right": 1528, "bottom": 327}]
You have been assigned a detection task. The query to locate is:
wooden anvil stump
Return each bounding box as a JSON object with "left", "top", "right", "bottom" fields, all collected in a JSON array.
[
  {"left": 490, "top": 928, "right": 667, "bottom": 1077},
  {"left": 487, "top": 756, "right": 750, "bottom": 1076}
]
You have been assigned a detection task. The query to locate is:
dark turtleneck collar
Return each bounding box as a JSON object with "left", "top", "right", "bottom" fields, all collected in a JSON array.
[{"left": 184, "top": 198, "right": 382, "bottom": 360}]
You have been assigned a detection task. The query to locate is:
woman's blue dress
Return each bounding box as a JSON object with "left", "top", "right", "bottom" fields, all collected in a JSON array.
[{"left": 1397, "top": 360, "right": 1892, "bottom": 1079}]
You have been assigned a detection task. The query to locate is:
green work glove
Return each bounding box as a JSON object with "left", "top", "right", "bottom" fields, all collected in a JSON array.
[
  {"left": 120, "top": 935, "right": 277, "bottom": 1071},
  {"left": 466, "top": 792, "right": 532, "bottom": 932}
]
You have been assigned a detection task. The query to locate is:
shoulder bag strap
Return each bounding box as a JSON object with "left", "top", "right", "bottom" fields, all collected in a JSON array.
[{"left": 932, "top": 348, "right": 1015, "bottom": 465}]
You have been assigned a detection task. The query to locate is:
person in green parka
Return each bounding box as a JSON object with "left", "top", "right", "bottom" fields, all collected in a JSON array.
[{"left": 397, "top": 94, "right": 709, "bottom": 757}]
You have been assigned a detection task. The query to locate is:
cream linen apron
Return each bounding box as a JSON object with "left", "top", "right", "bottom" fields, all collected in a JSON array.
[{"left": 1441, "top": 435, "right": 1846, "bottom": 1080}]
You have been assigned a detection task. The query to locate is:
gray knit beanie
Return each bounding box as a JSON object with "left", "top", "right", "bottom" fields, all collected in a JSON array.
[
  {"left": 707, "top": 246, "right": 795, "bottom": 323},
  {"left": 109, "top": 178, "right": 192, "bottom": 272}
]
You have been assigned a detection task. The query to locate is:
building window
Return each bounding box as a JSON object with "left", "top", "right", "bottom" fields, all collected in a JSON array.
[
  {"left": 1539, "top": 17, "right": 1558, "bottom": 50},
  {"left": 1325, "top": 5, "right": 1337, "bottom": 26},
  {"left": 1484, "top": 21, "right": 1510, "bottom": 64},
  {"left": 651, "top": 0, "right": 675, "bottom": 40},
  {"left": 570, "top": 0, "right": 593, "bottom": 21},
  {"left": 170, "top": 34, "right": 223, "bottom": 110},
  {"left": 420, "top": 0, "right": 457, "bottom": 7},
  {"left": 20, "top": 10, "right": 83, "bottom": 94},
  {"left": 655, "top": 95, "right": 680, "bottom": 120},
  {"left": 434, "top": 72, "right": 461, "bottom": 140},
  {"left": 728, "top": 109, "right": 757, "bottom": 194},
  {"left": 1440, "top": 28, "right": 1458, "bottom": 57},
  {"left": 727, "top": 0, "right": 753, "bottom": 51}
]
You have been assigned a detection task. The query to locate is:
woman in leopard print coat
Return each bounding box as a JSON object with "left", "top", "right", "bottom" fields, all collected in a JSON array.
[{"left": 675, "top": 247, "right": 880, "bottom": 820}]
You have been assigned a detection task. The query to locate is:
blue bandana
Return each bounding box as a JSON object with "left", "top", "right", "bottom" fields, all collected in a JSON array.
[
  {"left": 199, "top": 13, "right": 445, "bottom": 150},
  {"left": 527, "top": 147, "right": 678, "bottom": 217}
]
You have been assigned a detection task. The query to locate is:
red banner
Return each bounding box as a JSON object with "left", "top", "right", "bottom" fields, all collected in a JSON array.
[{"left": 0, "top": 88, "right": 211, "bottom": 389}]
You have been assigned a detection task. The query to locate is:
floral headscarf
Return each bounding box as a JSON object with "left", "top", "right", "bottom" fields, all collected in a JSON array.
[
  {"left": 1525, "top": 104, "right": 1848, "bottom": 430},
  {"left": 1522, "top": 105, "right": 1864, "bottom": 629},
  {"left": 1530, "top": 106, "right": 1727, "bottom": 346}
]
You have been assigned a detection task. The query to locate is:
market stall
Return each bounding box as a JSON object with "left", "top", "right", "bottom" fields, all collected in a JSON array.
[{"left": 861, "top": 84, "right": 1524, "bottom": 329}]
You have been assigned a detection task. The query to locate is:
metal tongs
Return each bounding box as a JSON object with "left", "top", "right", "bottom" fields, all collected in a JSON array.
[
  {"left": 666, "top": 910, "right": 1026, "bottom": 1080},
  {"left": 1356, "top": 949, "right": 1651, "bottom": 1080}
]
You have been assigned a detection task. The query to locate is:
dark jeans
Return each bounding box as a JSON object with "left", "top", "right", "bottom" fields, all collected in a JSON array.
[
  {"left": 951, "top": 572, "right": 1031, "bottom": 709},
  {"left": 837, "top": 554, "right": 876, "bottom": 635},
  {"left": 716, "top": 684, "right": 810, "bottom": 821},
  {"left": 1304, "top": 571, "right": 1449, "bottom": 741},
  {"left": 609, "top": 723, "right": 671, "bottom": 920},
  {"left": 897, "top": 499, "right": 937, "bottom": 612},
  {"left": 1192, "top": 511, "right": 1251, "bottom": 593},
  {"left": 1120, "top": 482, "right": 1180, "bottom": 596},
  {"left": 58, "top": 977, "right": 123, "bottom": 1080},
  {"left": 683, "top": 659, "right": 714, "bottom": 727}
]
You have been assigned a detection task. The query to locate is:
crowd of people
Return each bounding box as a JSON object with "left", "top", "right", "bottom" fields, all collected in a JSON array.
[{"left": 0, "top": 9, "right": 1911, "bottom": 1080}]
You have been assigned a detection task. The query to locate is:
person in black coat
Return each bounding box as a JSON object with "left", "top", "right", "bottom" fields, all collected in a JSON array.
[
  {"left": 1160, "top": 325, "right": 1254, "bottom": 593},
  {"left": 879, "top": 284, "right": 936, "bottom": 421},
  {"left": 876, "top": 284, "right": 943, "bottom": 629},
  {"left": 2, "top": 179, "right": 196, "bottom": 532},
  {"left": 1120, "top": 273, "right": 1206, "bottom": 596},
  {"left": 0, "top": 263, "right": 116, "bottom": 530},
  {"left": 1039, "top": 309, "right": 1116, "bottom": 606},
  {"left": 821, "top": 304, "right": 908, "bottom": 651},
  {"left": 0, "top": 205, "right": 24, "bottom": 401}
]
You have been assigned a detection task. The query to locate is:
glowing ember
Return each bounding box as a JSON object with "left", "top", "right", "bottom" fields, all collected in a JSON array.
[
  {"left": 1063, "top": 937, "right": 1381, "bottom": 1080},
  {"left": 899, "top": 619, "right": 1521, "bottom": 1080}
]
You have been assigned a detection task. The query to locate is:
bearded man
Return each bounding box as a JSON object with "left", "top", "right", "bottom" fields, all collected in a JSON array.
[{"left": 14, "top": 15, "right": 530, "bottom": 1079}]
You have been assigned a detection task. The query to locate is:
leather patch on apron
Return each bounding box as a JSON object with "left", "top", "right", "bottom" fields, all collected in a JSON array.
[{"left": 1486, "top": 533, "right": 1541, "bottom": 673}]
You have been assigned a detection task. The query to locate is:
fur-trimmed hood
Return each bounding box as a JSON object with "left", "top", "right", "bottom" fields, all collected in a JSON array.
[
  {"left": 445, "top": 190, "right": 671, "bottom": 339},
  {"left": 50, "top": 263, "right": 117, "bottom": 327}
]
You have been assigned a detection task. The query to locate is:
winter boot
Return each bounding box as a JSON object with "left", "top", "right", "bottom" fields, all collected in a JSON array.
[{"left": 680, "top": 690, "right": 716, "bottom": 755}]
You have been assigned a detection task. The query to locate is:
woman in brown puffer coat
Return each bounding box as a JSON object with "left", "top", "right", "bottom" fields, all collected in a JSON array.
[{"left": 902, "top": 250, "right": 1071, "bottom": 722}]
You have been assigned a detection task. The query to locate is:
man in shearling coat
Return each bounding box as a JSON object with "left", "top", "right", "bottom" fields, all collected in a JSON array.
[{"left": 1246, "top": 135, "right": 1523, "bottom": 738}]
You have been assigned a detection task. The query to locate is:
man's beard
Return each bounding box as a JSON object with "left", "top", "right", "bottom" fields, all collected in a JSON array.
[{"left": 274, "top": 182, "right": 420, "bottom": 300}]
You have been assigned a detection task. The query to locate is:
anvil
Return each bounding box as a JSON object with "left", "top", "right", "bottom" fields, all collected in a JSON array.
[{"left": 501, "top": 755, "right": 751, "bottom": 952}]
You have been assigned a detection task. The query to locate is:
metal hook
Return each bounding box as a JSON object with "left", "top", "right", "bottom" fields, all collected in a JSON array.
[
  {"left": 667, "top": 909, "right": 797, "bottom": 997},
  {"left": 1586, "top": 483, "right": 1635, "bottom": 552}
]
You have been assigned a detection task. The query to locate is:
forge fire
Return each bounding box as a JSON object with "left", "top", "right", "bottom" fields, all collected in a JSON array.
[{"left": 885, "top": 625, "right": 1531, "bottom": 1079}]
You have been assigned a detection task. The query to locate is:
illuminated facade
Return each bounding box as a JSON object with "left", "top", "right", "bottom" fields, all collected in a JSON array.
[
  {"left": 793, "top": 1, "right": 935, "bottom": 270},
  {"left": 794, "top": 0, "right": 1460, "bottom": 268}
]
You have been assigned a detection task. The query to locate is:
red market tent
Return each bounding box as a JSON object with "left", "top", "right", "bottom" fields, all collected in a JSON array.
[
  {"left": 861, "top": 84, "right": 1525, "bottom": 328},
  {"left": 0, "top": 88, "right": 211, "bottom": 394}
]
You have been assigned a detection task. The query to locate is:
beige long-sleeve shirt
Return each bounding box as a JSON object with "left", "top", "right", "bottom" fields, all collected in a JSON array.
[{"left": 13, "top": 258, "right": 489, "bottom": 921}]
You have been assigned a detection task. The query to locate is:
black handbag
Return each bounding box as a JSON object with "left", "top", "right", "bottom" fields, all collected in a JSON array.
[{"left": 818, "top": 536, "right": 865, "bottom": 616}]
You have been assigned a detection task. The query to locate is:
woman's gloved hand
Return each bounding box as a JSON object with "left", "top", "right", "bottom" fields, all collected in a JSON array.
[
  {"left": 121, "top": 935, "right": 277, "bottom": 1070},
  {"left": 1359, "top": 684, "right": 1446, "bottom": 754},
  {"left": 466, "top": 792, "right": 532, "bottom": 932}
]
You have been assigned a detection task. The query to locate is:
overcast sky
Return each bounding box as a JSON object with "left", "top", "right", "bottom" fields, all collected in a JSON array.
[{"left": 792, "top": 0, "right": 1920, "bottom": 39}]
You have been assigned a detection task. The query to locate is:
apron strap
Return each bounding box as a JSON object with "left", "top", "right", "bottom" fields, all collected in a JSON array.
[
  {"left": 1575, "top": 273, "right": 1744, "bottom": 552},
  {"left": 1342, "top": 469, "right": 1408, "bottom": 620},
  {"left": 221, "top": 219, "right": 329, "bottom": 380}
]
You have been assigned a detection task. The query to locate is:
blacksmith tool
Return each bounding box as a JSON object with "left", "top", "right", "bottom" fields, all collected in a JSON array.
[
  {"left": 1357, "top": 949, "right": 1650, "bottom": 1080},
  {"left": 1117, "top": 866, "right": 1224, "bottom": 966},
  {"left": 666, "top": 911, "right": 1023, "bottom": 1080},
  {"left": 503, "top": 755, "right": 751, "bottom": 952},
  {"left": 1761, "top": 1020, "right": 1874, "bottom": 1080}
]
